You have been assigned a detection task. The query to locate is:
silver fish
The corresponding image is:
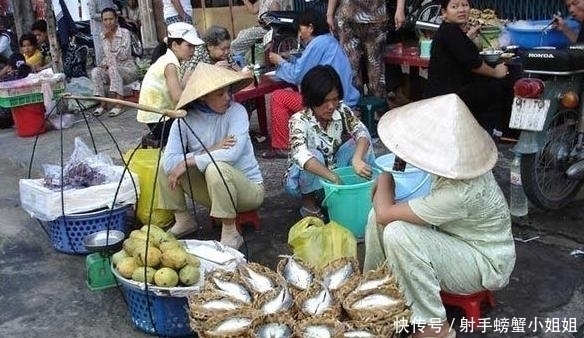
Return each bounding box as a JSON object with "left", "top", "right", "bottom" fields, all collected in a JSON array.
[
  {"left": 212, "top": 277, "right": 252, "bottom": 303},
  {"left": 261, "top": 286, "right": 294, "bottom": 315},
  {"left": 355, "top": 275, "right": 392, "bottom": 292},
  {"left": 303, "top": 325, "right": 333, "bottom": 338},
  {"left": 200, "top": 299, "right": 240, "bottom": 311},
  {"left": 210, "top": 317, "right": 252, "bottom": 333},
  {"left": 323, "top": 262, "right": 355, "bottom": 290},
  {"left": 352, "top": 293, "right": 400, "bottom": 310},
  {"left": 239, "top": 264, "right": 275, "bottom": 293},
  {"left": 256, "top": 323, "right": 294, "bottom": 338},
  {"left": 344, "top": 330, "right": 376, "bottom": 337},
  {"left": 280, "top": 255, "right": 313, "bottom": 290},
  {"left": 303, "top": 284, "right": 334, "bottom": 316}
]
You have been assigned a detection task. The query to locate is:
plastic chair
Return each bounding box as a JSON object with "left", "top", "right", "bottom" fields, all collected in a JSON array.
[{"left": 440, "top": 290, "right": 496, "bottom": 329}]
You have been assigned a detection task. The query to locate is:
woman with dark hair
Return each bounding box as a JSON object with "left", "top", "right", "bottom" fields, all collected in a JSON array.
[
  {"left": 285, "top": 65, "right": 374, "bottom": 218},
  {"left": 137, "top": 22, "right": 204, "bottom": 146},
  {"left": 19, "top": 33, "right": 44, "bottom": 71},
  {"left": 181, "top": 25, "right": 241, "bottom": 83},
  {"left": 262, "top": 8, "right": 359, "bottom": 159},
  {"left": 91, "top": 7, "right": 138, "bottom": 117},
  {"left": 424, "top": 0, "right": 512, "bottom": 136}
]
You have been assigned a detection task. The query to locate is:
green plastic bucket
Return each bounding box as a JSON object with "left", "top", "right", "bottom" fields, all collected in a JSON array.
[{"left": 321, "top": 167, "right": 378, "bottom": 238}]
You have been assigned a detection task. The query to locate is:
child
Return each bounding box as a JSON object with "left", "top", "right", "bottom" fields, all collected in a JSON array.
[{"left": 19, "top": 33, "right": 45, "bottom": 72}]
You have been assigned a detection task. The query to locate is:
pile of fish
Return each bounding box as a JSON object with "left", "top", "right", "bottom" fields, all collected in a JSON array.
[{"left": 187, "top": 257, "right": 409, "bottom": 338}]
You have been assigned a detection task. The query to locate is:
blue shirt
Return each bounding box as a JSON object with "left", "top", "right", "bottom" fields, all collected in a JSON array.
[{"left": 275, "top": 33, "right": 360, "bottom": 107}]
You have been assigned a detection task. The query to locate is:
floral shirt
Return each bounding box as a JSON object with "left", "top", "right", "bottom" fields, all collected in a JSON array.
[
  {"left": 288, "top": 103, "right": 370, "bottom": 170},
  {"left": 100, "top": 26, "right": 137, "bottom": 71},
  {"left": 180, "top": 44, "right": 238, "bottom": 80}
]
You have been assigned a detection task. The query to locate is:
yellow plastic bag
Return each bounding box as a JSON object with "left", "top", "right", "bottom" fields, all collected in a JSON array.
[
  {"left": 123, "top": 149, "right": 174, "bottom": 227},
  {"left": 288, "top": 216, "right": 357, "bottom": 269}
]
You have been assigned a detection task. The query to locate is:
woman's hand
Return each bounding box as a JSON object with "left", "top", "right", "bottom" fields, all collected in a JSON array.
[
  {"left": 553, "top": 15, "right": 567, "bottom": 32},
  {"left": 394, "top": 11, "right": 406, "bottom": 30},
  {"left": 352, "top": 158, "right": 372, "bottom": 180},
  {"left": 466, "top": 24, "right": 481, "bottom": 39},
  {"left": 268, "top": 52, "right": 283, "bottom": 65},
  {"left": 168, "top": 161, "right": 187, "bottom": 190},
  {"left": 215, "top": 60, "right": 231, "bottom": 69},
  {"left": 209, "top": 135, "right": 236, "bottom": 152},
  {"left": 326, "top": 14, "right": 336, "bottom": 33},
  {"left": 492, "top": 63, "right": 508, "bottom": 78}
]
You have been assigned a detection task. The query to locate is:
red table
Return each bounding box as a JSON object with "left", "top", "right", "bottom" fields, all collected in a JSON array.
[
  {"left": 384, "top": 45, "right": 429, "bottom": 101},
  {"left": 234, "top": 74, "right": 294, "bottom": 136}
]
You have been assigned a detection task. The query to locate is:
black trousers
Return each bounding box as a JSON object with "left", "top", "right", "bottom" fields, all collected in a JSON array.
[{"left": 146, "top": 118, "right": 174, "bottom": 148}]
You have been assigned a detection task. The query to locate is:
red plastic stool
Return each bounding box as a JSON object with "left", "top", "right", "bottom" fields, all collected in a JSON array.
[
  {"left": 440, "top": 290, "right": 495, "bottom": 328},
  {"left": 211, "top": 210, "right": 261, "bottom": 233}
]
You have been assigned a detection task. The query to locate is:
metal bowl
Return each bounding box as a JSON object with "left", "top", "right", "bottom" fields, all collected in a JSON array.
[
  {"left": 83, "top": 230, "right": 125, "bottom": 253},
  {"left": 480, "top": 49, "right": 503, "bottom": 63}
]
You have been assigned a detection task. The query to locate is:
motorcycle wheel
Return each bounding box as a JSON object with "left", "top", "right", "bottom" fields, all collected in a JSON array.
[
  {"left": 414, "top": 1, "right": 442, "bottom": 39},
  {"left": 276, "top": 36, "right": 299, "bottom": 59},
  {"left": 521, "top": 109, "right": 583, "bottom": 210},
  {"left": 131, "top": 32, "right": 143, "bottom": 57}
]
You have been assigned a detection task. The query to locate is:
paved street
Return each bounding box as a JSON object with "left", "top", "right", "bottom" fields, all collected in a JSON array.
[{"left": 0, "top": 106, "right": 584, "bottom": 338}]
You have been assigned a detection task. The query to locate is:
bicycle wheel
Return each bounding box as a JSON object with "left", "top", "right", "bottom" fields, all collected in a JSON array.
[
  {"left": 277, "top": 36, "right": 300, "bottom": 60},
  {"left": 131, "top": 32, "right": 143, "bottom": 58},
  {"left": 415, "top": 1, "right": 442, "bottom": 39}
]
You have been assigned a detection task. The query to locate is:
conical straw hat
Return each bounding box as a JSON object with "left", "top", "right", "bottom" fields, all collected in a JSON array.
[
  {"left": 176, "top": 63, "right": 254, "bottom": 109},
  {"left": 376, "top": 94, "right": 498, "bottom": 179}
]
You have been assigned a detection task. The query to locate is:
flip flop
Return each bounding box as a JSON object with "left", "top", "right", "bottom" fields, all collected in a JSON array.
[
  {"left": 167, "top": 227, "right": 197, "bottom": 239},
  {"left": 108, "top": 107, "right": 124, "bottom": 117},
  {"left": 299, "top": 206, "right": 326, "bottom": 220},
  {"left": 93, "top": 107, "right": 105, "bottom": 116},
  {"left": 261, "top": 148, "right": 288, "bottom": 159}
]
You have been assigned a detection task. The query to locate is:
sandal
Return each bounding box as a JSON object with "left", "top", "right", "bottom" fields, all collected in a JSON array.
[
  {"left": 93, "top": 107, "right": 106, "bottom": 116},
  {"left": 108, "top": 107, "right": 124, "bottom": 117},
  {"left": 261, "top": 148, "right": 288, "bottom": 159},
  {"left": 299, "top": 206, "right": 326, "bottom": 220}
]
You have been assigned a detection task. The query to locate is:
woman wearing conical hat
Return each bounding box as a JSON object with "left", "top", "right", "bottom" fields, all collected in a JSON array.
[
  {"left": 364, "top": 94, "right": 516, "bottom": 338},
  {"left": 156, "top": 63, "right": 263, "bottom": 249}
]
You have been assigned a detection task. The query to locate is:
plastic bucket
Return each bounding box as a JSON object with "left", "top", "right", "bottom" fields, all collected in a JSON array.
[
  {"left": 507, "top": 19, "right": 579, "bottom": 49},
  {"left": 374, "top": 153, "right": 432, "bottom": 202},
  {"left": 11, "top": 103, "right": 46, "bottom": 137},
  {"left": 320, "top": 167, "right": 378, "bottom": 238}
]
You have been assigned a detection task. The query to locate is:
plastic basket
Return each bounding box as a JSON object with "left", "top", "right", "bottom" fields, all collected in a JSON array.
[
  {"left": 0, "top": 88, "right": 65, "bottom": 108},
  {"left": 47, "top": 204, "right": 130, "bottom": 254},
  {"left": 112, "top": 268, "right": 196, "bottom": 337}
]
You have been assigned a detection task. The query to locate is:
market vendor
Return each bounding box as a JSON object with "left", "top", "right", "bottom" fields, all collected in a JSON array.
[
  {"left": 157, "top": 63, "right": 264, "bottom": 250},
  {"left": 285, "top": 65, "right": 374, "bottom": 219},
  {"left": 424, "top": 0, "right": 513, "bottom": 137},
  {"left": 554, "top": 0, "right": 584, "bottom": 43},
  {"left": 364, "top": 94, "right": 516, "bottom": 338}
]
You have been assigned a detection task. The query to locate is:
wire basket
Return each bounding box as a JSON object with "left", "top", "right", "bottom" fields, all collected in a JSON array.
[
  {"left": 47, "top": 204, "right": 130, "bottom": 254},
  {"left": 113, "top": 268, "right": 195, "bottom": 337}
]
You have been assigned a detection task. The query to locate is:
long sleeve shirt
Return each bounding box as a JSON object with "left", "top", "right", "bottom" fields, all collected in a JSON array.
[
  {"left": 275, "top": 33, "right": 360, "bottom": 107},
  {"left": 162, "top": 102, "right": 263, "bottom": 183}
]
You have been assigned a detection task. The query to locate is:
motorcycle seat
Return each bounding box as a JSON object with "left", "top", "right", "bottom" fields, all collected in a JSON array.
[{"left": 523, "top": 46, "right": 584, "bottom": 73}]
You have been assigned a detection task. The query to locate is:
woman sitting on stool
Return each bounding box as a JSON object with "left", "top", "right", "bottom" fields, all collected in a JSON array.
[{"left": 285, "top": 65, "right": 374, "bottom": 219}]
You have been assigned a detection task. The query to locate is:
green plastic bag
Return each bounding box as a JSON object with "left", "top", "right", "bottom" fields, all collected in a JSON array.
[
  {"left": 288, "top": 216, "right": 357, "bottom": 269},
  {"left": 123, "top": 149, "right": 174, "bottom": 227}
]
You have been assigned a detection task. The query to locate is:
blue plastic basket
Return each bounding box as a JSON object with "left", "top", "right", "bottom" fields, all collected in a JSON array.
[
  {"left": 47, "top": 205, "right": 130, "bottom": 254},
  {"left": 119, "top": 281, "right": 193, "bottom": 337}
]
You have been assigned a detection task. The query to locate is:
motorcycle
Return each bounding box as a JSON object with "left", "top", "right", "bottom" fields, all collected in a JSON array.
[
  {"left": 73, "top": 16, "right": 143, "bottom": 67},
  {"left": 510, "top": 45, "right": 584, "bottom": 210}
]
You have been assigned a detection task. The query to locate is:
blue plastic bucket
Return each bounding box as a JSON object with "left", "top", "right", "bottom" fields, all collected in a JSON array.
[
  {"left": 321, "top": 167, "right": 379, "bottom": 238},
  {"left": 374, "top": 153, "right": 432, "bottom": 202},
  {"left": 507, "top": 20, "right": 579, "bottom": 49}
]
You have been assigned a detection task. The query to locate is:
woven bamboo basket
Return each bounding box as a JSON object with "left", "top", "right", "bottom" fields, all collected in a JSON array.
[
  {"left": 319, "top": 257, "right": 361, "bottom": 301},
  {"left": 188, "top": 290, "right": 251, "bottom": 332},
  {"left": 294, "top": 282, "right": 342, "bottom": 320},
  {"left": 253, "top": 285, "right": 295, "bottom": 316},
  {"left": 345, "top": 319, "right": 399, "bottom": 338},
  {"left": 237, "top": 262, "right": 285, "bottom": 296},
  {"left": 339, "top": 264, "right": 396, "bottom": 297},
  {"left": 276, "top": 255, "right": 316, "bottom": 298},
  {"left": 296, "top": 316, "right": 345, "bottom": 337},
  {"left": 250, "top": 313, "right": 296, "bottom": 338},
  {"left": 201, "top": 308, "right": 260, "bottom": 338},
  {"left": 342, "top": 284, "right": 410, "bottom": 323},
  {"left": 203, "top": 269, "right": 252, "bottom": 304}
]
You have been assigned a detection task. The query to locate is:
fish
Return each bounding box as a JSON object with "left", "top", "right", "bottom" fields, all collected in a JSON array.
[
  {"left": 344, "top": 330, "right": 376, "bottom": 337},
  {"left": 302, "top": 283, "right": 334, "bottom": 316},
  {"left": 211, "top": 277, "right": 252, "bottom": 303},
  {"left": 200, "top": 299, "right": 240, "bottom": 311},
  {"left": 351, "top": 293, "right": 400, "bottom": 310},
  {"left": 238, "top": 264, "right": 275, "bottom": 293},
  {"left": 322, "top": 262, "right": 355, "bottom": 290},
  {"left": 355, "top": 275, "right": 392, "bottom": 292},
  {"left": 256, "top": 323, "right": 294, "bottom": 338},
  {"left": 209, "top": 317, "right": 252, "bottom": 333},
  {"left": 279, "top": 255, "right": 313, "bottom": 290},
  {"left": 303, "top": 325, "right": 334, "bottom": 338},
  {"left": 261, "top": 286, "right": 294, "bottom": 315}
]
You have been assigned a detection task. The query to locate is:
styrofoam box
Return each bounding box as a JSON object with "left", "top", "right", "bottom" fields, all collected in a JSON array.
[{"left": 19, "top": 168, "right": 140, "bottom": 221}]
